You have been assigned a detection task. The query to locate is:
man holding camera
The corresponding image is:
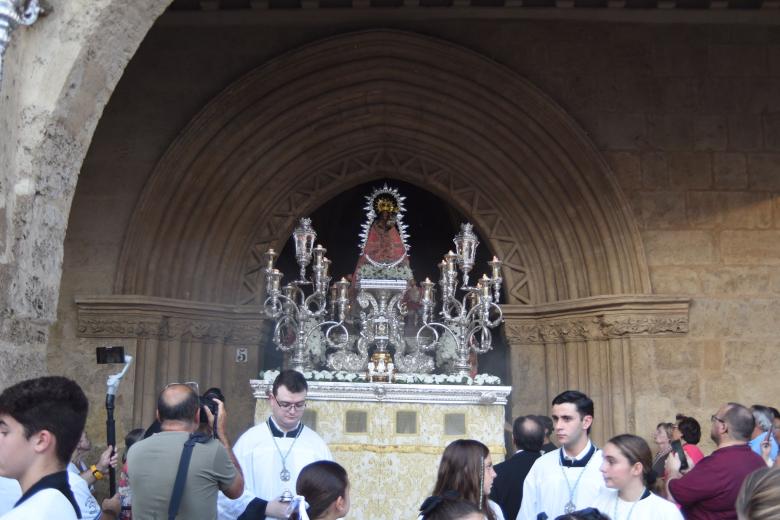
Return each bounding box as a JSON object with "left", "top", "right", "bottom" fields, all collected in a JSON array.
[
  {"left": 219, "top": 370, "right": 332, "bottom": 519},
  {"left": 127, "top": 383, "right": 245, "bottom": 519}
]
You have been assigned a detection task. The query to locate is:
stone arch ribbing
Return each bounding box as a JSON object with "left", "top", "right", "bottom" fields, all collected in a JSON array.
[{"left": 116, "top": 29, "right": 651, "bottom": 305}]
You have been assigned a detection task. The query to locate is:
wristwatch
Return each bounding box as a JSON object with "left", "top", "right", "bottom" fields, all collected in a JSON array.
[{"left": 90, "top": 464, "right": 104, "bottom": 480}]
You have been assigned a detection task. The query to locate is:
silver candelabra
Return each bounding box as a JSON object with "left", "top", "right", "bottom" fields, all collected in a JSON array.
[
  {"left": 263, "top": 218, "right": 350, "bottom": 372},
  {"left": 417, "top": 223, "right": 504, "bottom": 376}
]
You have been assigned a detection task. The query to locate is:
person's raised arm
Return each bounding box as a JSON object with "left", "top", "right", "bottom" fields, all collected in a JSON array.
[{"left": 206, "top": 398, "right": 245, "bottom": 499}]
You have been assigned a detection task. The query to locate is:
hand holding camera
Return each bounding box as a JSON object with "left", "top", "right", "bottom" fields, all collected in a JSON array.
[{"left": 200, "top": 387, "right": 228, "bottom": 442}]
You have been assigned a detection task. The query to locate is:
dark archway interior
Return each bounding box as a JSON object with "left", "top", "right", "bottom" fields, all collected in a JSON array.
[{"left": 265, "top": 179, "right": 508, "bottom": 380}]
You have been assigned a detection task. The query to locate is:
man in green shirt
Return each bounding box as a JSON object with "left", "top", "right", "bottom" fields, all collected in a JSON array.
[{"left": 128, "top": 384, "right": 244, "bottom": 519}]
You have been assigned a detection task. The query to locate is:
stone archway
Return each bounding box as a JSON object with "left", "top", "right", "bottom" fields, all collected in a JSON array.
[
  {"left": 115, "top": 29, "right": 651, "bottom": 306},
  {"left": 76, "top": 30, "right": 688, "bottom": 440},
  {"left": 0, "top": 1, "right": 171, "bottom": 383}
]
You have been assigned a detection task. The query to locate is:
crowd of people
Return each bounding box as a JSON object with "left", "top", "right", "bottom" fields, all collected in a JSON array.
[{"left": 0, "top": 373, "right": 779, "bottom": 520}]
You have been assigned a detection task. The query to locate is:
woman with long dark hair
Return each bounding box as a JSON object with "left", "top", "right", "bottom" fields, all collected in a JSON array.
[
  {"left": 593, "top": 434, "right": 682, "bottom": 520},
  {"left": 418, "top": 495, "right": 487, "bottom": 520},
  {"left": 421, "top": 439, "right": 503, "bottom": 520}
]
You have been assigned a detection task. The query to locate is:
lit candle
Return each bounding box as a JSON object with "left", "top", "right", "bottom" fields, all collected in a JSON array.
[
  {"left": 337, "top": 277, "right": 349, "bottom": 299},
  {"left": 421, "top": 277, "right": 434, "bottom": 302},
  {"left": 270, "top": 269, "right": 282, "bottom": 292},
  {"left": 479, "top": 274, "right": 491, "bottom": 297},
  {"left": 445, "top": 250, "right": 457, "bottom": 273},
  {"left": 489, "top": 256, "right": 502, "bottom": 279},
  {"left": 312, "top": 244, "right": 326, "bottom": 267},
  {"left": 264, "top": 248, "right": 276, "bottom": 271}
]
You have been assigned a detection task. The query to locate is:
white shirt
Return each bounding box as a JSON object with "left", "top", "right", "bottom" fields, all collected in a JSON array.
[
  {"left": 516, "top": 441, "right": 606, "bottom": 520},
  {"left": 0, "top": 478, "right": 21, "bottom": 516},
  {"left": 67, "top": 469, "right": 101, "bottom": 520},
  {"left": 0, "top": 488, "right": 77, "bottom": 520},
  {"left": 489, "top": 499, "right": 505, "bottom": 520},
  {"left": 218, "top": 419, "right": 332, "bottom": 519},
  {"left": 591, "top": 489, "right": 683, "bottom": 520}
]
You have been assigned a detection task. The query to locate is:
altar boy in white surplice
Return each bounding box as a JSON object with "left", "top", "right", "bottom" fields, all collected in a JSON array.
[
  {"left": 517, "top": 390, "right": 606, "bottom": 520},
  {"left": 218, "top": 370, "right": 332, "bottom": 520}
]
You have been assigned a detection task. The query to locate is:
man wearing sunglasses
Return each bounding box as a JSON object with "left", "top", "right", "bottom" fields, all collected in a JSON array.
[{"left": 218, "top": 370, "right": 332, "bottom": 519}]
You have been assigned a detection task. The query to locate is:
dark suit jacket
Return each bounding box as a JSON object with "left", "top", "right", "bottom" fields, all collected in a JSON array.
[{"left": 491, "top": 449, "right": 542, "bottom": 520}]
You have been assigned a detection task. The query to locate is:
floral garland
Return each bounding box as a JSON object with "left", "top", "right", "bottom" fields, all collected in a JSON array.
[{"left": 259, "top": 369, "right": 501, "bottom": 386}]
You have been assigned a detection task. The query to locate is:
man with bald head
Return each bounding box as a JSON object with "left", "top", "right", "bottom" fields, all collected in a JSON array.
[
  {"left": 492, "top": 415, "right": 544, "bottom": 520},
  {"left": 128, "top": 383, "right": 244, "bottom": 519},
  {"left": 666, "top": 402, "right": 765, "bottom": 520}
]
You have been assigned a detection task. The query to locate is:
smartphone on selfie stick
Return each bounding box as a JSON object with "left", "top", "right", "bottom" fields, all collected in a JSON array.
[{"left": 97, "top": 346, "right": 132, "bottom": 496}]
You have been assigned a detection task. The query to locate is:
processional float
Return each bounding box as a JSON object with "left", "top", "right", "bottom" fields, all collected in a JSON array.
[{"left": 261, "top": 184, "right": 504, "bottom": 381}]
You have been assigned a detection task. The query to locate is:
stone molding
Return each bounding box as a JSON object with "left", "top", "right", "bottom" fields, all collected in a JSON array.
[
  {"left": 75, "top": 295, "right": 264, "bottom": 344},
  {"left": 503, "top": 294, "right": 689, "bottom": 343},
  {"left": 250, "top": 379, "right": 511, "bottom": 405}
]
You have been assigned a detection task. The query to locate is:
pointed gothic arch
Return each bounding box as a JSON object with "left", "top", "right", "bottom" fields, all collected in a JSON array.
[
  {"left": 88, "top": 29, "right": 691, "bottom": 441},
  {"left": 115, "top": 29, "right": 651, "bottom": 307}
]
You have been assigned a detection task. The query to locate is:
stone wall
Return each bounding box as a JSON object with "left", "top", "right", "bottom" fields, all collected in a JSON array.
[
  {"left": 22, "top": 13, "right": 780, "bottom": 450},
  {"left": 585, "top": 28, "right": 780, "bottom": 449},
  {"left": 0, "top": 0, "right": 169, "bottom": 390}
]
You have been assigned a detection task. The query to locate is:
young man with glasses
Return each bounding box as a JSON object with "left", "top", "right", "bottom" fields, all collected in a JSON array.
[
  {"left": 666, "top": 402, "right": 765, "bottom": 520},
  {"left": 218, "top": 370, "right": 332, "bottom": 519}
]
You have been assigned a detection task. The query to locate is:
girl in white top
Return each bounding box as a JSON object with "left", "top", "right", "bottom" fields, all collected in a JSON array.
[{"left": 592, "top": 434, "right": 683, "bottom": 520}]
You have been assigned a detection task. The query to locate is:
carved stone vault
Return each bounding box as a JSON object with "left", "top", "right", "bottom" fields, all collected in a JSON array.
[{"left": 76, "top": 30, "right": 689, "bottom": 441}]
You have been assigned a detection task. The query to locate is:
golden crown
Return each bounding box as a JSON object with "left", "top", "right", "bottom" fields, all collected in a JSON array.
[{"left": 375, "top": 197, "right": 399, "bottom": 214}]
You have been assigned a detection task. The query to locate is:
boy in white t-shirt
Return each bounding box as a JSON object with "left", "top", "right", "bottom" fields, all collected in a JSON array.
[{"left": 0, "top": 376, "right": 88, "bottom": 519}]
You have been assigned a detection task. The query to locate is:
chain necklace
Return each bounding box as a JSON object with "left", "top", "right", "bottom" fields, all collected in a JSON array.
[
  {"left": 268, "top": 419, "right": 303, "bottom": 482},
  {"left": 612, "top": 488, "right": 646, "bottom": 520},
  {"left": 558, "top": 444, "right": 596, "bottom": 514},
  {"left": 560, "top": 462, "right": 588, "bottom": 514}
]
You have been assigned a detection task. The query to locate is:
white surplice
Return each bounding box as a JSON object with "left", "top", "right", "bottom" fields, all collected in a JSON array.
[
  {"left": 516, "top": 441, "right": 606, "bottom": 520},
  {"left": 218, "top": 418, "right": 332, "bottom": 520}
]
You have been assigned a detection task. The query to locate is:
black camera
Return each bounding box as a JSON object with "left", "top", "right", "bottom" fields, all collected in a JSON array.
[{"left": 199, "top": 387, "right": 224, "bottom": 437}]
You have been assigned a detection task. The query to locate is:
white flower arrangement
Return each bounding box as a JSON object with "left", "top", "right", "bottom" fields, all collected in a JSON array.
[{"left": 259, "top": 369, "right": 501, "bottom": 386}]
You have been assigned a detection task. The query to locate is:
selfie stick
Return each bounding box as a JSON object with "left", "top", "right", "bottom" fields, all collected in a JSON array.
[{"left": 106, "top": 355, "right": 133, "bottom": 496}]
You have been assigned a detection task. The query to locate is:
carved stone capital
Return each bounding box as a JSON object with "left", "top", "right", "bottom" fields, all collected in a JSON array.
[
  {"left": 503, "top": 294, "right": 690, "bottom": 344},
  {"left": 76, "top": 295, "right": 265, "bottom": 344}
]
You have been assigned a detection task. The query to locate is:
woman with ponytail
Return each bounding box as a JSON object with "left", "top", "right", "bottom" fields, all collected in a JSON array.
[
  {"left": 592, "top": 434, "right": 682, "bottom": 520},
  {"left": 288, "top": 461, "right": 349, "bottom": 520},
  {"left": 419, "top": 439, "right": 502, "bottom": 520}
]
